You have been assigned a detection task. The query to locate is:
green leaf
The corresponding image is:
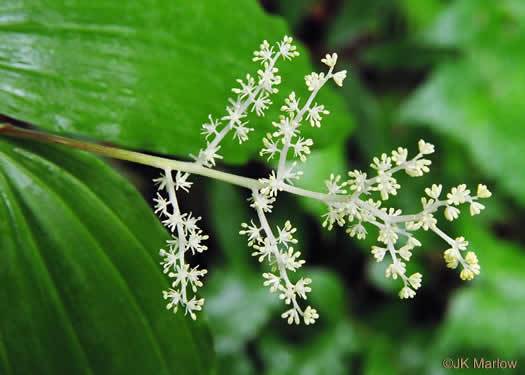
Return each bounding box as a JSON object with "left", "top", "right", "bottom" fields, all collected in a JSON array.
[
  {"left": 399, "top": 0, "right": 443, "bottom": 31},
  {"left": 0, "top": 139, "right": 214, "bottom": 374},
  {"left": 0, "top": 0, "right": 353, "bottom": 163},
  {"left": 420, "top": 0, "right": 525, "bottom": 49},
  {"left": 307, "top": 268, "right": 348, "bottom": 323},
  {"left": 325, "top": 0, "right": 394, "bottom": 48},
  {"left": 209, "top": 181, "right": 253, "bottom": 271},
  {"left": 203, "top": 269, "right": 278, "bottom": 355},
  {"left": 260, "top": 319, "right": 357, "bottom": 375},
  {"left": 362, "top": 40, "right": 447, "bottom": 70},
  {"left": 400, "top": 0, "right": 525, "bottom": 206},
  {"left": 278, "top": 0, "right": 317, "bottom": 29},
  {"left": 362, "top": 334, "right": 403, "bottom": 375}
]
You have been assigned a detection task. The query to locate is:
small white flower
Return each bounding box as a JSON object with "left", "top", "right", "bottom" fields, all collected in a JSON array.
[
  {"left": 153, "top": 172, "right": 170, "bottom": 191},
  {"left": 272, "top": 116, "right": 299, "bottom": 139},
  {"left": 281, "top": 307, "right": 300, "bottom": 325},
  {"left": 407, "top": 237, "right": 421, "bottom": 248},
  {"left": 371, "top": 153, "right": 392, "bottom": 172},
  {"left": 187, "top": 266, "right": 207, "bottom": 292},
  {"left": 281, "top": 92, "right": 300, "bottom": 114},
  {"left": 455, "top": 236, "right": 468, "bottom": 250},
  {"left": 470, "top": 201, "right": 485, "bottom": 216},
  {"left": 197, "top": 142, "right": 223, "bottom": 167},
  {"left": 276, "top": 220, "right": 298, "bottom": 247},
  {"left": 477, "top": 184, "right": 492, "bottom": 198},
  {"left": 162, "top": 211, "right": 187, "bottom": 232},
  {"left": 303, "top": 306, "right": 319, "bottom": 325},
  {"left": 163, "top": 288, "right": 181, "bottom": 312},
  {"left": 260, "top": 133, "right": 280, "bottom": 160},
  {"left": 201, "top": 115, "right": 221, "bottom": 139},
  {"left": 444, "top": 205, "right": 460, "bottom": 221},
  {"left": 159, "top": 245, "right": 178, "bottom": 273},
  {"left": 447, "top": 184, "right": 471, "bottom": 205},
  {"left": 418, "top": 139, "right": 435, "bottom": 154},
  {"left": 404, "top": 159, "right": 432, "bottom": 177},
  {"left": 295, "top": 278, "right": 312, "bottom": 299},
  {"left": 325, "top": 174, "right": 346, "bottom": 195},
  {"left": 391, "top": 147, "right": 408, "bottom": 165},
  {"left": 251, "top": 238, "right": 274, "bottom": 263},
  {"left": 332, "top": 70, "right": 347, "bottom": 87},
  {"left": 170, "top": 263, "right": 190, "bottom": 288},
  {"left": 281, "top": 247, "right": 305, "bottom": 271},
  {"left": 322, "top": 204, "right": 345, "bottom": 230},
  {"left": 291, "top": 137, "right": 313, "bottom": 162},
  {"left": 251, "top": 93, "right": 272, "bottom": 117},
  {"left": 263, "top": 272, "right": 281, "bottom": 293},
  {"left": 153, "top": 193, "right": 170, "bottom": 215},
  {"left": 306, "top": 103, "right": 329, "bottom": 127},
  {"left": 182, "top": 213, "right": 201, "bottom": 233},
  {"left": 419, "top": 212, "right": 437, "bottom": 231},
  {"left": 347, "top": 223, "right": 367, "bottom": 239},
  {"left": 257, "top": 63, "right": 281, "bottom": 93},
  {"left": 186, "top": 230, "right": 209, "bottom": 255},
  {"left": 398, "top": 245, "right": 412, "bottom": 261},
  {"left": 175, "top": 171, "right": 193, "bottom": 192},
  {"left": 240, "top": 220, "right": 263, "bottom": 246},
  {"left": 378, "top": 225, "right": 398, "bottom": 244},
  {"left": 253, "top": 40, "right": 274, "bottom": 63},
  {"left": 185, "top": 296, "right": 205, "bottom": 320},
  {"left": 385, "top": 261, "right": 406, "bottom": 280},
  {"left": 222, "top": 97, "right": 246, "bottom": 126},
  {"left": 278, "top": 284, "right": 296, "bottom": 305},
  {"left": 347, "top": 170, "right": 368, "bottom": 192},
  {"left": 278, "top": 35, "right": 299, "bottom": 60},
  {"left": 249, "top": 191, "right": 275, "bottom": 213},
  {"left": 280, "top": 161, "right": 303, "bottom": 184},
  {"left": 232, "top": 74, "right": 256, "bottom": 99},
  {"left": 425, "top": 184, "right": 442, "bottom": 199},
  {"left": 259, "top": 171, "right": 283, "bottom": 197},
  {"left": 305, "top": 72, "right": 325, "bottom": 91},
  {"left": 371, "top": 246, "right": 387, "bottom": 262},
  {"left": 465, "top": 251, "right": 478, "bottom": 265},
  {"left": 444, "top": 248, "right": 459, "bottom": 269},
  {"left": 408, "top": 273, "right": 422, "bottom": 289},
  {"left": 399, "top": 286, "right": 416, "bottom": 299},
  {"left": 233, "top": 122, "right": 254, "bottom": 144},
  {"left": 321, "top": 53, "right": 338, "bottom": 67}
]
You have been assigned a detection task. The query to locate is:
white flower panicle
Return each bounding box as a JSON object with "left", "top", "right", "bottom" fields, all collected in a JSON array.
[
  {"left": 320, "top": 142, "right": 492, "bottom": 298},
  {"left": 156, "top": 36, "right": 301, "bottom": 320},
  {"left": 151, "top": 37, "right": 490, "bottom": 325}
]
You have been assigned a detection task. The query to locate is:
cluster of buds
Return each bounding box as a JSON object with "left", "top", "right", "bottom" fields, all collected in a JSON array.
[{"left": 152, "top": 36, "right": 490, "bottom": 324}]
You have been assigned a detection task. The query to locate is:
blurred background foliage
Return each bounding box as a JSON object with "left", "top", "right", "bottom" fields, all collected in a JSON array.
[{"left": 1, "top": 0, "right": 524, "bottom": 374}]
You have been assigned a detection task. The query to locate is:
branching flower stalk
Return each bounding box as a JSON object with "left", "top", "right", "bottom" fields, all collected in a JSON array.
[
  {"left": 151, "top": 36, "right": 490, "bottom": 325},
  {"left": 0, "top": 36, "right": 491, "bottom": 325}
]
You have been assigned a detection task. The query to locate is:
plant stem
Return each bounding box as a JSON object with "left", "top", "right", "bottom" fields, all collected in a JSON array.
[
  {"left": 0, "top": 123, "right": 439, "bottom": 226},
  {"left": 0, "top": 123, "right": 334, "bottom": 202},
  {"left": 0, "top": 123, "right": 258, "bottom": 190}
]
